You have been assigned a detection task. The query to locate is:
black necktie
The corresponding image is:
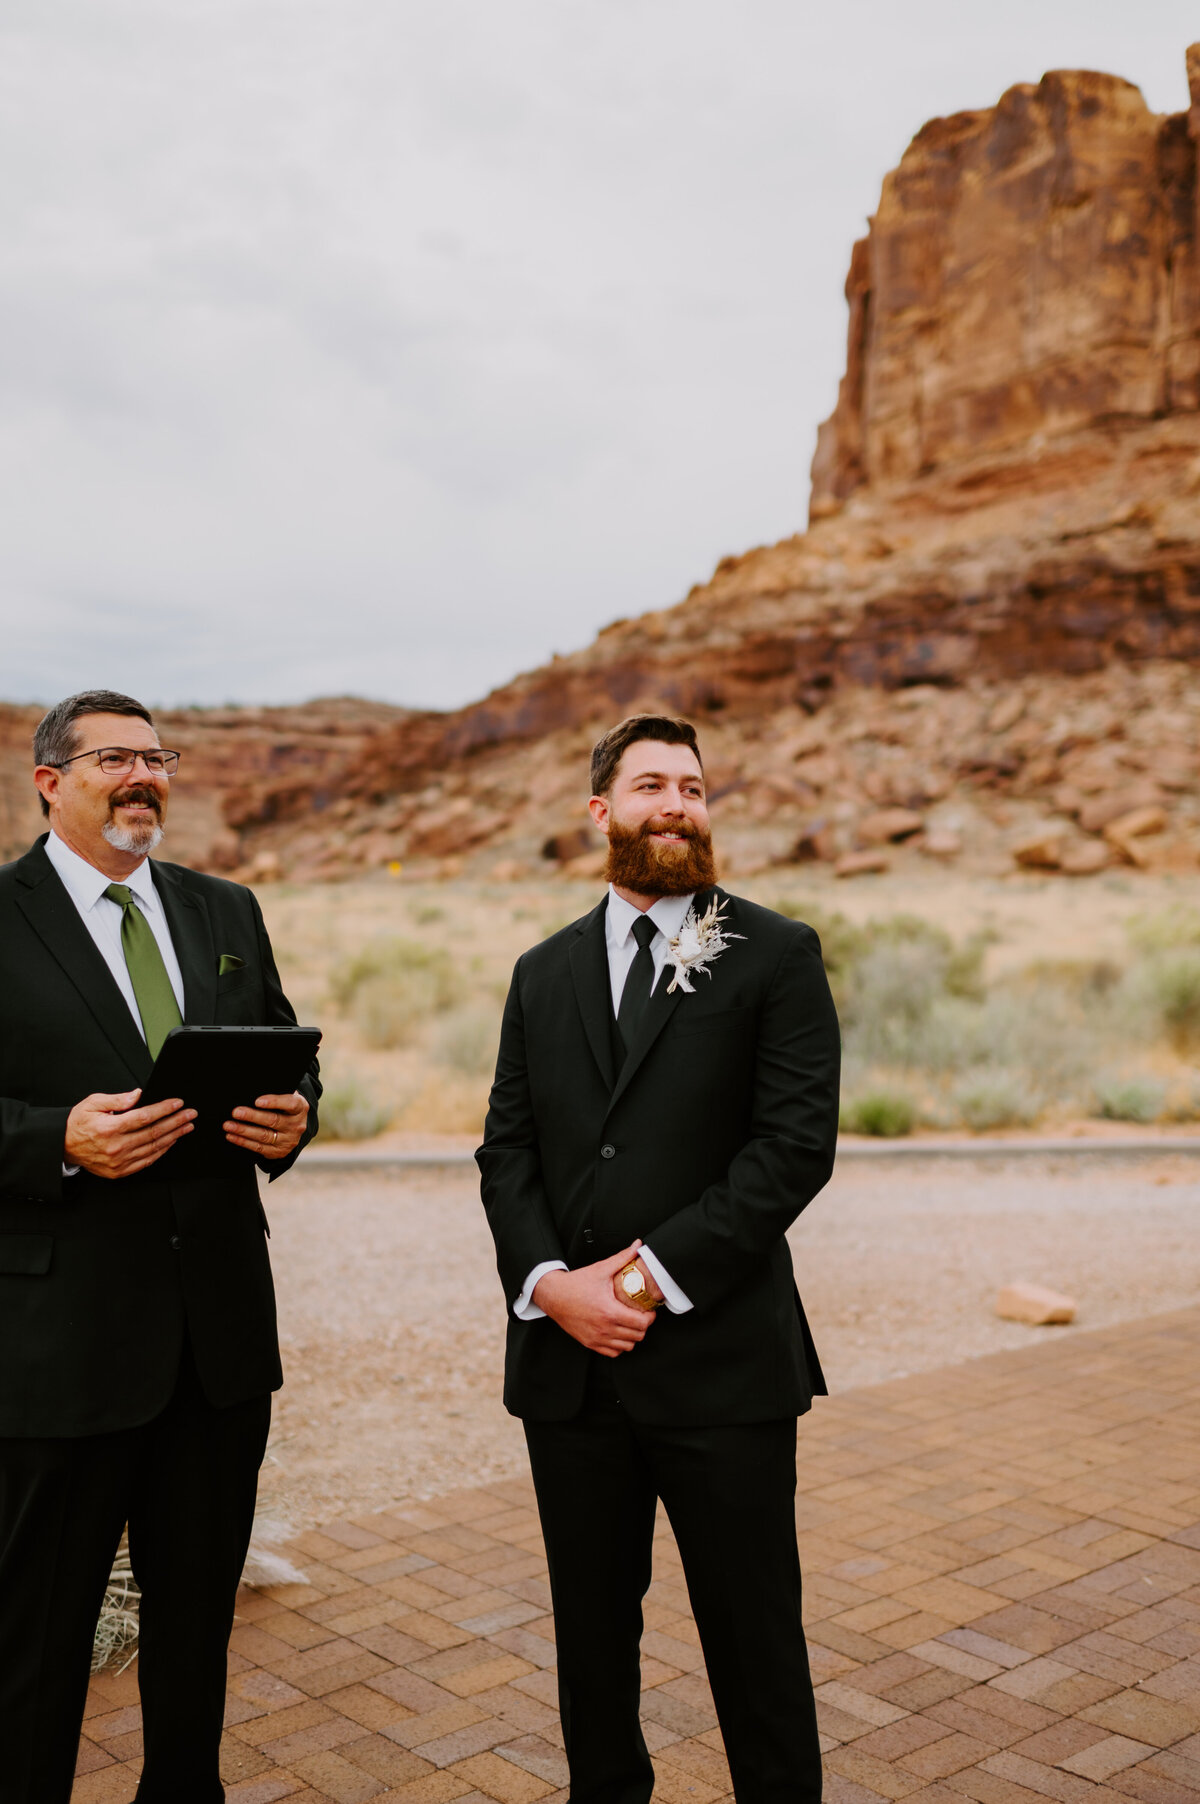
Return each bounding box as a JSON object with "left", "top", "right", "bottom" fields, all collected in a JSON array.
[{"left": 616, "top": 914, "right": 658, "bottom": 1053}]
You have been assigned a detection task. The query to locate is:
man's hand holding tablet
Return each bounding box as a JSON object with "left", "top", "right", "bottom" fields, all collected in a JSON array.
[{"left": 224, "top": 1090, "right": 310, "bottom": 1159}]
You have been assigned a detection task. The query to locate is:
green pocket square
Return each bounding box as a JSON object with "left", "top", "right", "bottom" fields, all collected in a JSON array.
[{"left": 218, "top": 953, "right": 246, "bottom": 976}]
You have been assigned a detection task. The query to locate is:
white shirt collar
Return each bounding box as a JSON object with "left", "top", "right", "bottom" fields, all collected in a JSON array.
[
  {"left": 605, "top": 884, "right": 695, "bottom": 949},
  {"left": 45, "top": 830, "right": 157, "bottom": 913}
]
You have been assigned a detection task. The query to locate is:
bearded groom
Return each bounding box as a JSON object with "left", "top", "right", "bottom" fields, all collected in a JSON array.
[{"left": 477, "top": 714, "right": 840, "bottom": 1804}]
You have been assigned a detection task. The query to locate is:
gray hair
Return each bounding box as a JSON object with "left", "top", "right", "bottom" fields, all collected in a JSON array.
[{"left": 33, "top": 689, "right": 155, "bottom": 817}]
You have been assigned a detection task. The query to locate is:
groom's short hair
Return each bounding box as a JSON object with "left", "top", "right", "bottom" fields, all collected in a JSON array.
[{"left": 590, "top": 714, "right": 702, "bottom": 798}]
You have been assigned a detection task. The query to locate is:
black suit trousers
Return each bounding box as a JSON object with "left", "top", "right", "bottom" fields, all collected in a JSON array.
[
  {"left": 0, "top": 1339, "right": 270, "bottom": 1804},
  {"left": 523, "top": 1362, "right": 822, "bottom": 1804}
]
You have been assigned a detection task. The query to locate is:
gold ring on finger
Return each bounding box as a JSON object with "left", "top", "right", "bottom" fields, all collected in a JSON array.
[{"left": 272, "top": 1129, "right": 278, "bottom": 1145}]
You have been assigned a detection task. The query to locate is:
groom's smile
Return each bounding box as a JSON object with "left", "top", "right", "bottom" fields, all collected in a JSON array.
[{"left": 589, "top": 736, "right": 716, "bottom": 902}]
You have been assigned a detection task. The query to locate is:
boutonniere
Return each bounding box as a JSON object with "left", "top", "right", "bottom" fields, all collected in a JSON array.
[{"left": 665, "top": 899, "right": 745, "bottom": 994}]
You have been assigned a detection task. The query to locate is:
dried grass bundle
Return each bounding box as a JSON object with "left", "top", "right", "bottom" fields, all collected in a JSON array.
[{"left": 91, "top": 1538, "right": 140, "bottom": 1674}]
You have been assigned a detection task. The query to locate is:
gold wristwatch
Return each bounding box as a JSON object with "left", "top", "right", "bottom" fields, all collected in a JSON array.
[{"left": 617, "top": 1261, "right": 661, "bottom": 1312}]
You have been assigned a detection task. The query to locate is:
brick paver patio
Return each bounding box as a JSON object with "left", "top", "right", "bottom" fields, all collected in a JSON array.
[{"left": 74, "top": 1307, "right": 1200, "bottom": 1803}]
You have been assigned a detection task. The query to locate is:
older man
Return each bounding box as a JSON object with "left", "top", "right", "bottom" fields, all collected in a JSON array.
[{"left": 0, "top": 689, "right": 320, "bottom": 1804}]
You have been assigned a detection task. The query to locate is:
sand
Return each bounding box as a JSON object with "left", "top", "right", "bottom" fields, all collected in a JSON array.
[{"left": 251, "top": 1150, "right": 1200, "bottom": 1542}]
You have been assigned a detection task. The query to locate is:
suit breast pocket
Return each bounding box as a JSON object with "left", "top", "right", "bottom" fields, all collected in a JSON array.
[
  {"left": 215, "top": 971, "right": 259, "bottom": 1020},
  {"left": 0, "top": 1233, "right": 53, "bottom": 1275},
  {"left": 672, "top": 1005, "right": 755, "bottom": 1040}
]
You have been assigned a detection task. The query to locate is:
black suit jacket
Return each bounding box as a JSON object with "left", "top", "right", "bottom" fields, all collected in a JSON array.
[
  {"left": 477, "top": 888, "right": 840, "bottom": 1426},
  {"left": 0, "top": 837, "right": 320, "bottom": 1439}
]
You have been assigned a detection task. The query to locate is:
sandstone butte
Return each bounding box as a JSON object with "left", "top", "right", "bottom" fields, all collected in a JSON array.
[{"left": 4, "top": 45, "right": 1200, "bottom": 884}]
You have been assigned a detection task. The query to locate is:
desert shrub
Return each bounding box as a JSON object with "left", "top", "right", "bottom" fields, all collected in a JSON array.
[
  {"left": 840, "top": 935, "right": 952, "bottom": 1065},
  {"left": 1126, "top": 905, "right": 1200, "bottom": 953},
  {"left": 1014, "top": 958, "right": 1122, "bottom": 1002},
  {"left": 869, "top": 915, "right": 987, "bottom": 998},
  {"left": 1162, "top": 1075, "right": 1200, "bottom": 1122},
  {"left": 840, "top": 1088, "right": 916, "bottom": 1138},
  {"left": 1092, "top": 1074, "right": 1166, "bottom": 1124},
  {"left": 951, "top": 1068, "right": 1040, "bottom": 1130},
  {"left": 909, "top": 993, "right": 1013, "bottom": 1073},
  {"left": 433, "top": 1006, "right": 502, "bottom": 1077},
  {"left": 318, "top": 1076, "right": 397, "bottom": 1141},
  {"left": 771, "top": 900, "right": 864, "bottom": 1005},
  {"left": 413, "top": 904, "right": 445, "bottom": 926},
  {"left": 331, "top": 939, "right": 461, "bottom": 1048},
  {"left": 1139, "top": 952, "right": 1200, "bottom": 1051}
]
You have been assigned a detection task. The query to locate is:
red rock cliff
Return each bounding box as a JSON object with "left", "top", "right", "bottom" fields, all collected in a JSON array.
[
  {"left": 6, "top": 49, "right": 1200, "bottom": 883},
  {"left": 811, "top": 57, "right": 1200, "bottom": 512}
]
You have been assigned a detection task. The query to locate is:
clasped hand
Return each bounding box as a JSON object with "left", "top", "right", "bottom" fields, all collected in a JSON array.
[
  {"left": 65, "top": 1088, "right": 309, "bottom": 1179},
  {"left": 531, "top": 1240, "right": 664, "bottom": 1358}
]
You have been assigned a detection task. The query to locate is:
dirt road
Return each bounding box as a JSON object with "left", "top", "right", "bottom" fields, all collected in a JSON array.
[{"left": 253, "top": 1151, "right": 1200, "bottom": 1540}]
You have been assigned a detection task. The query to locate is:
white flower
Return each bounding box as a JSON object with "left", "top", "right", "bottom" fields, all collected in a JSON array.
[{"left": 665, "top": 898, "right": 745, "bottom": 993}]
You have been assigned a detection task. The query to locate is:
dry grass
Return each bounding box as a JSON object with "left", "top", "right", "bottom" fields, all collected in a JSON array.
[
  {"left": 256, "top": 870, "right": 1200, "bottom": 1141},
  {"left": 91, "top": 1540, "right": 139, "bottom": 1674}
]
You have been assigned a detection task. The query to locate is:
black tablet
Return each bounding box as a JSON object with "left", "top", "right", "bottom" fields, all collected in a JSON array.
[{"left": 140, "top": 1025, "right": 322, "bottom": 1173}]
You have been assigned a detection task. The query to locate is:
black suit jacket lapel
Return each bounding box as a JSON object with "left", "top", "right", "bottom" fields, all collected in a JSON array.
[
  {"left": 14, "top": 840, "right": 152, "bottom": 1083},
  {"left": 153, "top": 861, "right": 217, "bottom": 1025},
  {"left": 605, "top": 886, "right": 722, "bottom": 1117},
  {"left": 568, "top": 899, "right": 616, "bottom": 1092}
]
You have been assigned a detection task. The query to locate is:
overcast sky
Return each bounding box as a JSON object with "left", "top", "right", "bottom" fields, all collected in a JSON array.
[{"left": 1, "top": 2, "right": 1195, "bottom": 713}]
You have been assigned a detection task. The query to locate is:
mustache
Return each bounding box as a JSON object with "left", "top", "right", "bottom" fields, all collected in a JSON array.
[
  {"left": 109, "top": 785, "right": 162, "bottom": 816},
  {"left": 638, "top": 817, "right": 699, "bottom": 841}
]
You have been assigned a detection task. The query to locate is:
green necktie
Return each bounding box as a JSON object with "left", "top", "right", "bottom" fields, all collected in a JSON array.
[{"left": 104, "top": 883, "right": 183, "bottom": 1059}]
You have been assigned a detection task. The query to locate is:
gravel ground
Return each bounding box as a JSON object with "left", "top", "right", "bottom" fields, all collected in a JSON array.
[{"left": 253, "top": 1153, "right": 1200, "bottom": 1539}]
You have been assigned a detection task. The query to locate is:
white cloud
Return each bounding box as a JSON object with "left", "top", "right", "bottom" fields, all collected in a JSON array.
[{"left": 0, "top": 0, "right": 1194, "bottom": 707}]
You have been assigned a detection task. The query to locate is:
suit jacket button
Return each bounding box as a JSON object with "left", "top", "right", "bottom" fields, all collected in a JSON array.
[
  {"left": 600, "top": 1143, "right": 616, "bottom": 1159},
  {"left": 169, "top": 1235, "right": 182, "bottom": 1251},
  {"left": 583, "top": 1228, "right": 595, "bottom": 1244}
]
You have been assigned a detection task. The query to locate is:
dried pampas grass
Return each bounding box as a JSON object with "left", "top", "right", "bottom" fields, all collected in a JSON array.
[{"left": 91, "top": 1538, "right": 140, "bottom": 1674}]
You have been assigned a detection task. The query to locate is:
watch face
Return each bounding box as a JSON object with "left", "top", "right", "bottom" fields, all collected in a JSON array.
[{"left": 622, "top": 1270, "right": 643, "bottom": 1298}]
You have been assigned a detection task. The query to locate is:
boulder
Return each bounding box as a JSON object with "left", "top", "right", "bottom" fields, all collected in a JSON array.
[
  {"left": 1078, "top": 785, "right": 1163, "bottom": 833},
  {"left": 919, "top": 828, "right": 962, "bottom": 859},
  {"left": 1052, "top": 785, "right": 1086, "bottom": 818},
  {"left": 987, "top": 692, "right": 1026, "bottom": 734},
  {"left": 1103, "top": 805, "right": 1168, "bottom": 843},
  {"left": 542, "top": 826, "right": 597, "bottom": 863},
  {"left": 858, "top": 808, "right": 925, "bottom": 844},
  {"left": 248, "top": 850, "right": 282, "bottom": 882},
  {"left": 1058, "top": 839, "right": 1110, "bottom": 876},
  {"left": 790, "top": 824, "right": 837, "bottom": 863},
  {"left": 561, "top": 850, "right": 607, "bottom": 880},
  {"left": 793, "top": 752, "right": 840, "bottom": 789},
  {"left": 1012, "top": 833, "right": 1062, "bottom": 870},
  {"left": 995, "top": 1283, "right": 1077, "bottom": 1326},
  {"left": 835, "top": 850, "right": 890, "bottom": 878}
]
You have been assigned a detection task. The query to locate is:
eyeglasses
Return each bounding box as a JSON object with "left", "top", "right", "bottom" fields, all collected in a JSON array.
[{"left": 52, "top": 746, "right": 181, "bottom": 776}]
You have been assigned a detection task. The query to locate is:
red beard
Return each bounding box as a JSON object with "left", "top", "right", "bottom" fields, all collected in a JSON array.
[{"left": 604, "top": 814, "right": 717, "bottom": 897}]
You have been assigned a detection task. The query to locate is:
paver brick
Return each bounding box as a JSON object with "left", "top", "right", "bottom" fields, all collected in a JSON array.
[
  {"left": 171, "top": 1309, "right": 1200, "bottom": 1804},
  {"left": 448, "top": 1751, "right": 555, "bottom": 1803},
  {"left": 1058, "top": 1732, "right": 1156, "bottom": 1780},
  {"left": 1078, "top": 1685, "right": 1200, "bottom": 1745}
]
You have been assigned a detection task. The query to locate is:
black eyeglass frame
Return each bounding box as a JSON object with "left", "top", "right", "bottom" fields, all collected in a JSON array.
[{"left": 49, "top": 746, "right": 182, "bottom": 776}]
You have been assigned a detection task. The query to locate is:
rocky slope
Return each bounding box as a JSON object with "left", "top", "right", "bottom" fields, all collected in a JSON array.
[{"left": 5, "top": 46, "right": 1200, "bottom": 886}]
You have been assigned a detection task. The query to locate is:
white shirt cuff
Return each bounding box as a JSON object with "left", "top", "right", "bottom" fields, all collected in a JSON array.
[
  {"left": 639, "top": 1244, "right": 693, "bottom": 1314},
  {"left": 63, "top": 1165, "right": 80, "bottom": 1177},
  {"left": 514, "top": 1260, "right": 568, "bottom": 1320}
]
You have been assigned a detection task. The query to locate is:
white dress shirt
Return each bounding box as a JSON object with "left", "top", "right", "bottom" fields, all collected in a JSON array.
[
  {"left": 44, "top": 831, "right": 186, "bottom": 1026},
  {"left": 514, "top": 885, "right": 695, "bottom": 1322}
]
